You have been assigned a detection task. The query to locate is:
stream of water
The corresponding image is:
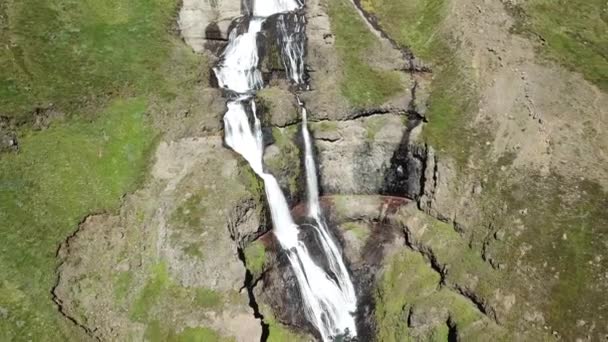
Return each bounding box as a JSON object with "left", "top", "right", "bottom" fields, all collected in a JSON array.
[{"left": 214, "top": 1, "right": 357, "bottom": 340}]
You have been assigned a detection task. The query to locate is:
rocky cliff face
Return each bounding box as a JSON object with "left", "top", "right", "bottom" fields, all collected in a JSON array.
[{"left": 52, "top": 0, "right": 608, "bottom": 341}]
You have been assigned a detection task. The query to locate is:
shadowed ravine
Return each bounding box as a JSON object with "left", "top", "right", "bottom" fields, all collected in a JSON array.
[{"left": 214, "top": 0, "right": 358, "bottom": 340}]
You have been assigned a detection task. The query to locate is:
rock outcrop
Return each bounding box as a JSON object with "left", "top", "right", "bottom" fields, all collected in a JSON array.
[
  {"left": 178, "top": 0, "right": 242, "bottom": 54},
  {"left": 53, "top": 137, "right": 265, "bottom": 341}
]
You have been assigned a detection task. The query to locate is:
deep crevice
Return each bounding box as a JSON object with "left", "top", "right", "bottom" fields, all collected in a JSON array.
[
  {"left": 402, "top": 224, "right": 499, "bottom": 324},
  {"left": 402, "top": 228, "right": 447, "bottom": 285},
  {"left": 447, "top": 317, "right": 458, "bottom": 342},
  {"left": 236, "top": 246, "right": 271, "bottom": 342},
  {"left": 453, "top": 285, "right": 498, "bottom": 323},
  {"left": 52, "top": 214, "right": 102, "bottom": 341}
]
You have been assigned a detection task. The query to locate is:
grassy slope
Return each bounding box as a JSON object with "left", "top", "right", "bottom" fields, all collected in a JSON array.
[
  {"left": 360, "top": 0, "right": 479, "bottom": 164},
  {"left": 326, "top": 0, "right": 404, "bottom": 108},
  {"left": 359, "top": 0, "right": 608, "bottom": 339},
  {"left": 508, "top": 0, "right": 608, "bottom": 91},
  {"left": 375, "top": 249, "right": 506, "bottom": 341},
  {"left": 0, "top": 99, "right": 155, "bottom": 340},
  {"left": 0, "top": 0, "right": 175, "bottom": 121},
  {"left": 483, "top": 172, "right": 608, "bottom": 340},
  {"left": 0, "top": 0, "right": 183, "bottom": 339}
]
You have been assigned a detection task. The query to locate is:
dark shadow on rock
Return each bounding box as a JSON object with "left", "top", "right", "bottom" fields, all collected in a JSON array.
[{"left": 381, "top": 116, "right": 427, "bottom": 200}]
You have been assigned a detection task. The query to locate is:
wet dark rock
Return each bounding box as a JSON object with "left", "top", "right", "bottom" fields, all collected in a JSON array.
[{"left": 382, "top": 143, "right": 429, "bottom": 200}]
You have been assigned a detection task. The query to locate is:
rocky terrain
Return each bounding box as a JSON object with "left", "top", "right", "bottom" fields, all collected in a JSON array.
[{"left": 0, "top": 0, "right": 606, "bottom": 341}]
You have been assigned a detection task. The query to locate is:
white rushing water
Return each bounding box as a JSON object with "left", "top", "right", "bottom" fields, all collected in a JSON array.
[{"left": 215, "top": 1, "right": 357, "bottom": 340}]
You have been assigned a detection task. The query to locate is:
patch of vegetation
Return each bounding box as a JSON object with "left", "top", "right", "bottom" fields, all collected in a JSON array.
[
  {"left": 244, "top": 240, "right": 266, "bottom": 276},
  {"left": 505, "top": 0, "right": 608, "bottom": 91},
  {"left": 360, "top": 0, "right": 481, "bottom": 165},
  {"left": 131, "top": 262, "right": 225, "bottom": 330},
  {"left": 375, "top": 249, "right": 505, "bottom": 341},
  {"left": 257, "top": 87, "right": 298, "bottom": 126},
  {"left": 314, "top": 120, "right": 339, "bottom": 133},
  {"left": 375, "top": 250, "right": 439, "bottom": 341},
  {"left": 326, "top": 0, "right": 404, "bottom": 108},
  {"left": 145, "top": 321, "right": 234, "bottom": 342},
  {"left": 365, "top": 116, "right": 387, "bottom": 142},
  {"left": 342, "top": 222, "right": 370, "bottom": 242},
  {"left": 261, "top": 306, "right": 308, "bottom": 342},
  {"left": 0, "top": 99, "right": 155, "bottom": 340},
  {"left": 131, "top": 263, "right": 170, "bottom": 322},
  {"left": 239, "top": 161, "right": 264, "bottom": 197},
  {"left": 171, "top": 193, "right": 207, "bottom": 232},
  {"left": 0, "top": 0, "right": 177, "bottom": 121},
  {"left": 266, "top": 127, "right": 300, "bottom": 196},
  {"left": 183, "top": 243, "right": 204, "bottom": 259},
  {"left": 486, "top": 174, "right": 608, "bottom": 340},
  {"left": 114, "top": 271, "right": 135, "bottom": 302},
  {"left": 193, "top": 288, "right": 223, "bottom": 309}
]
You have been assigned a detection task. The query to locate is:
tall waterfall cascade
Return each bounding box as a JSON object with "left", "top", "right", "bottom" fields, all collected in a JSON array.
[{"left": 213, "top": 0, "right": 358, "bottom": 340}]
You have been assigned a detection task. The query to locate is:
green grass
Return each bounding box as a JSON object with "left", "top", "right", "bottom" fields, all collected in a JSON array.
[
  {"left": 360, "top": 0, "right": 446, "bottom": 60},
  {"left": 267, "top": 127, "right": 300, "bottom": 196},
  {"left": 314, "top": 121, "right": 339, "bottom": 133},
  {"left": 114, "top": 271, "right": 135, "bottom": 302},
  {"left": 0, "top": 0, "right": 177, "bottom": 121},
  {"left": 131, "top": 263, "right": 170, "bottom": 322},
  {"left": 507, "top": 0, "right": 608, "bottom": 91},
  {"left": 327, "top": 0, "right": 404, "bottom": 108},
  {"left": 145, "top": 321, "right": 234, "bottom": 342},
  {"left": 0, "top": 98, "right": 155, "bottom": 340},
  {"left": 342, "top": 222, "right": 370, "bottom": 241},
  {"left": 375, "top": 250, "right": 440, "bottom": 342},
  {"left": 171, "top": 193, "right": 208, "bottom": 232},
  {"left": 359, "top": 0, "right": 480, "bottom": 165},
  {"left": 131, "top": 262, "right": 225, "bottom": 325},
  {"left": 365, "top": 116, "right": 387, "bottom": 142},
  {"left": 260, "top": 306, "right": 308, "bottom": 342},
  {"left": 375, "top": 249, "right": 506, "bottom": 341},
  {"left": 193, "top": 288, "right": 223, "bottom": 309},
  {"left": 487, "top": 174, "right": 608, "bottom": 341},
  {"left": 244, "top": 240, "right": 266, "bottom": 276}
]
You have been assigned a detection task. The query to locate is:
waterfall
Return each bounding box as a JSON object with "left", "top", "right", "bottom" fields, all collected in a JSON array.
[{"left": 215, "top": 1, "right": 357, "bottom": 340}]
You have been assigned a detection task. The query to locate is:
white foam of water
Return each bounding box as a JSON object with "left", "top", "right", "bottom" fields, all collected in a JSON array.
[
  {"left": 277, "top": 14, "right": 306, "bottom": 85},
  {"left": 213, "top": 19, "right": 265, "bottom": 93},
  {"left": 224, "top": 100, "right": 357, "bottom": 340},
  {"left": 252, "top": 0, "right": 302, "bottom": 17},
  {"left": 215, "top": 0, "right": 358, "bottom": 339}
]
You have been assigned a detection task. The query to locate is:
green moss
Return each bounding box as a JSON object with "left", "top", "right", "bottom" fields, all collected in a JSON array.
[
  {"left": 239, "top": 162, "right": 265, "bottom": 199},
  {"left": 266, "top": 127, "right": 300, "bottom": 196},
  {"left": 176, "top": 327, "right": 234, "bottom": 342},
  {"left": 193, "top": 288, "right": 223, "bottom": 309},
  {"left": 360, "top": 0, "right": 480, "bottom": 165},
  {"left": 244, "top": 240, "right": 266, "bottom": 276},
  {"left": 365, "top": 116, "right": 387, "bottom": 142},
  {"left": 0, "top": 0, "right": 178, "bottom": 121},
  {"left": 375, "top": 250, "right": 440, "bottom": 341},
  {"left": 486, "top": 174, "right": 608, "bottom": 340},
  {"left": 314, "top": 120, "right": 339, "bottom": 133},
  {"left": 506, "top": 0, "right": 608, "bottom": 91},
  {"left": 171, "top": 193, "right": 208, "bottom": 232},
  {"left": 360, "top": 0, "right": 446, "bottom": 60},
  {"left": 342, "top": 222, "right": 371, "bottom": 242},
  {"left": 183, "top": 243, "right": 204, "bottom": 259},
  {"left": 114, "top": 271, "right": 134, "bottom": 302},
  {"left": 0, "top": 98, "right": 154, "bottom": 340},
  {"left": 326, "top": 0, "right": 404, "bottom": 107},
  {"left": 145, "top": 321, "right": 233, "bottom": 342},
  {"left": 375, "top": 249, "right": 507, "bottom": 341},
  {"left": 131, "top": 263, "right": 170, "bottom": 322},
  {"left": 264, "top": 310, "right": 307, "bottom": 342}
]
